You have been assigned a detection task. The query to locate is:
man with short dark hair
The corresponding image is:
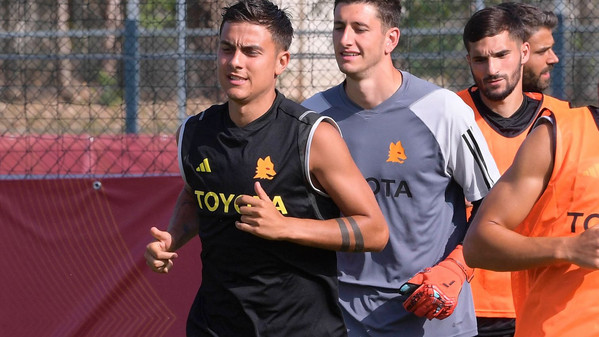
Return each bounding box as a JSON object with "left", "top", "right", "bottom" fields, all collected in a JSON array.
[
  {"left": 459, "top": 5, "right": 570, "bottom": 336},
  {"left": 144, "top": 1, "right": 389, "bottom": 336},
  {"left": 304, "top": 0, "right": 499, "bottom": 335},
  {"left": 498, "top": 2, "right": 560, "bottom": 93}
]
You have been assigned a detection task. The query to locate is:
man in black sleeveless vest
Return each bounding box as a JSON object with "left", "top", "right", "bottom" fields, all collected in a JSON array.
[{"left": 144, "top": 1, "right": 388, "bottom": 336}]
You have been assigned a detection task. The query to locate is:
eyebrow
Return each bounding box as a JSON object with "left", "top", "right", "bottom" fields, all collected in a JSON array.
[
  {"left": 220, "top": 40, "right": 263, "bottom": 51},
  {"left": 333, "top": 20, "right": 369, "bottom": 28},
  {"left": 534, "top": 45, "right": 553, "bottom": 52},
  {"left": 472, "top": 48, "right": 511, "bottom": 58}
]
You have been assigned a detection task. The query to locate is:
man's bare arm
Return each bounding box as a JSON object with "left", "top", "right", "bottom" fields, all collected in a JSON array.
[
  {"left": 464, "top": 121, "right": 599, "bottom": 270},
  {"left": 235, "top": 121, "right": 389, "bottom": 252},
  {"left": 167, "top": 187, "right": 200, "bottom": 251},
  {"left": 145, "top": 187, "right": 199, "bottom": 273}
]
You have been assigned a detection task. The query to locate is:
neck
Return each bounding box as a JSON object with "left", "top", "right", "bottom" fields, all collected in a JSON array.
[
  {"left": 228, "top": 90, "right": 277, "bottom": 127},
  {"left": 344, "top": 61, "right": 403, "bottom": 109},
  {"left": 480, "top": 88, "right": 525, "bottom": 119}
]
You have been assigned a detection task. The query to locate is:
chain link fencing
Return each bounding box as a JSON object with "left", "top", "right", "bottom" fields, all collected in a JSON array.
[{"left": 1, "top": 0, "right": 598, "bottom": 178}]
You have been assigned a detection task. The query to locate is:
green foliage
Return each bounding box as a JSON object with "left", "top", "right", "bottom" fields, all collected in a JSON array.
[
  {"left": 403, "top": 0, "right": 472, "bottom": 28},
  {"left": 140, "top": 0, "right": 177, "bottom": 29},
  {"left": 400, "top": 0, "right": 470, "bottom": 79},
  {"left": 97, "top": 70, "right": 123, "bottom": 106}
]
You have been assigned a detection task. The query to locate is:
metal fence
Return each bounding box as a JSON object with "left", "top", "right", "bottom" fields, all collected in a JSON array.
[{"left": 1, "top": 0, "right": 598, "bottom": 178}]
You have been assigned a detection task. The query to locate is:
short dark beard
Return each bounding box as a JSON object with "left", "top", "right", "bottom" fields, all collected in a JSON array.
[
  {"left": 522, "top": 66, "right": 552, "bottom": 92},
  {"left": 475, "top": 66, "right": 521, "bottom": 102},
  {"left": 482, "top": 80, "right": 517, "bottom": 101}
]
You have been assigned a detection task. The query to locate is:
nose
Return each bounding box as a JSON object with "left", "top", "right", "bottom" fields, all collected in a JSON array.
[
  {"left": 228, "top": 49, "right": 243, "bottom": 68},
  {"left": 337, "top": 26, "right": 353, "bottom": 46},
  {"left": 487, "top": 58, "right": 500, "bottom": 76},
  {"left": 547, "top": 49, "right": 559, "bottom": 65}
]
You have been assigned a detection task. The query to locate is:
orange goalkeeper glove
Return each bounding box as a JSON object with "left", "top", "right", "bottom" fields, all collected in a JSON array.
[{"left": 399, "top": 245, "right": 474, "bottom": 320}]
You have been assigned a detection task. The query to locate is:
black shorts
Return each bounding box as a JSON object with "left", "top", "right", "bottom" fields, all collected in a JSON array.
[{"left": 476, "top": 317, "right": 515, "bottom": 337}]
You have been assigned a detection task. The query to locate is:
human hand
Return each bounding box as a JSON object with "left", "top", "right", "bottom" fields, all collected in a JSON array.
[
  {"left": 235, "top": 181, "right": 286, "bottom": 240},
  {"left": 144, "top": 227, "right": 178, "bottom": 273},
  {"left": 400, "top": 246, "right": 474, "bottom": 319},
  {"left": 561, "top": 225, "right": 599, "bottom": 269}
]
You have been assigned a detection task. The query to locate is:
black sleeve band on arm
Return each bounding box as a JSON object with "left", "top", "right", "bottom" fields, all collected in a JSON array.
[
  {"left": 336, "top": 218, "right": 351, "bottom": 251},
  {"left": 347, "top": 216, "right": 364, "bottom": 252}
]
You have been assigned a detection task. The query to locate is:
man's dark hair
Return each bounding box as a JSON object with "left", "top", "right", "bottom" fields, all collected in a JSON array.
[
  {"left": 220, "top": 0, "right": 293, "bottom": 51},
  {"left": 463, "top": 5, "right": 526, "bottom": 52},
  {"left": 333, "top": 0, "right": 402, "bottom": 30},
  {"left": 497, "top": 2, "right": 558, "bottom": 41}
]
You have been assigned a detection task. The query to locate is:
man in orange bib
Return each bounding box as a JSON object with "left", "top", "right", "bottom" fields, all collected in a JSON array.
[
  {"left": 459, "top": 4, "right": 570, "bottom": 336},
  {"left": 464, "top": 104, "right": 599, "bottom": 337}
]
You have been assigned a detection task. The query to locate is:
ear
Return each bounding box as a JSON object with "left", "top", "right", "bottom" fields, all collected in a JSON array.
[
  {"left": 466, "top": 53, "right": 471, "bottom": 66},
  {"left": 521, "top": 41, "right": 530, "bottom": 64},
  {"left": 385, "top": 27, "right": 401, "bottom": 54},
  {"left": 275, "top": 50, "right": 290, "bottom": 77}
]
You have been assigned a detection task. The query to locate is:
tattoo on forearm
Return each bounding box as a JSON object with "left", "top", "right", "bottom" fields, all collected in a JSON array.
[
  {"left": 347, "top": 216, "right": 364, "bottom": 252},
  {"left": 182, "top": 223, "right": 193, "bottom": 236},
  {"left": 336, "top": 218, "right": 351, "bottom": 251},
  {"left": 170, "top": 200, "right": 195, "bottom": 227},
  {"left": 168, "top": 196, "right": 199, "bottom": 250}
]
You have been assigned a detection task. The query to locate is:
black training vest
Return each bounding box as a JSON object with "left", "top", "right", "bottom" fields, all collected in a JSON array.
[{"left": 180, "top": 92, "right": 346, "bottom": 337}]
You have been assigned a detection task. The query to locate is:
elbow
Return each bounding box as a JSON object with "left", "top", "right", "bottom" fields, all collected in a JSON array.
[
  {"left": 365, "top": 219, "right": 390, "bottom": 252},
  {"left": 462, "top": 239, "right": 479, "bottom": 268},
  {"left": 370, "top": 241, "right": 388, "bottom": 252},
  {"left": 463, "top": 231, "right": 491, "bottom": 269}
]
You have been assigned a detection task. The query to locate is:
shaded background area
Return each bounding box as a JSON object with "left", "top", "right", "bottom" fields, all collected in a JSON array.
[{"left": 1, "top": 175, "right": 202, "bottom": 336}]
